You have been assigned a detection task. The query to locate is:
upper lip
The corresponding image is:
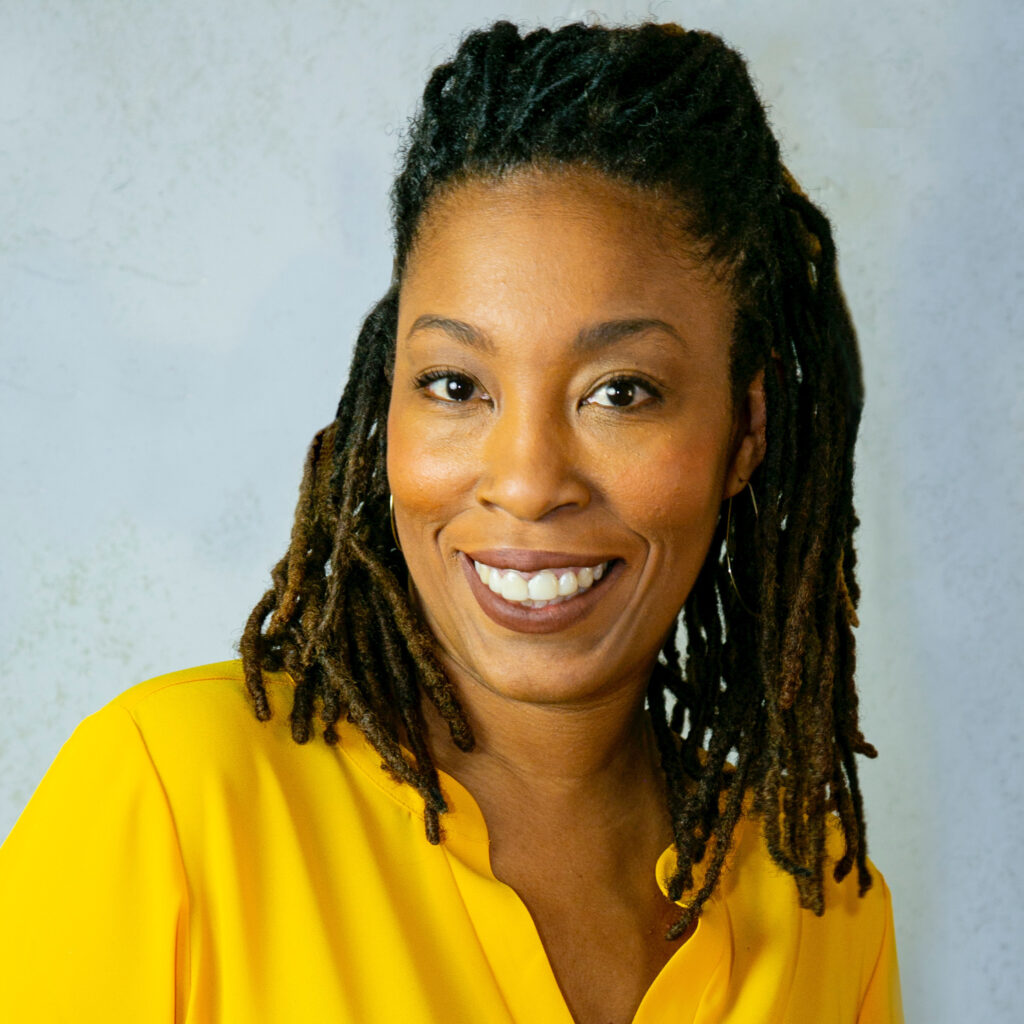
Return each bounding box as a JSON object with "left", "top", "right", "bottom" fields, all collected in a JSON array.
[{"left": 462, "top": 549, "right": 617, "bottom": 572}]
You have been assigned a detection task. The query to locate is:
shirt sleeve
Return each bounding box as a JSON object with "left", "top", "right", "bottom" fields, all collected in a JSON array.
[
  {"left": 857, "top": 873, "right": 904, "bottom": 1024},
  {"left": 0, "top": 704, "right": 189, "bottom": 1023}
]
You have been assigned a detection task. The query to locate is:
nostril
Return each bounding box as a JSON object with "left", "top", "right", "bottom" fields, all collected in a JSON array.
[
  {"left": 475, "top": 477, "right": 590, "bottom": 520},
  {"left": 475, "top": 411, "right": 591, "bottom": 520}
]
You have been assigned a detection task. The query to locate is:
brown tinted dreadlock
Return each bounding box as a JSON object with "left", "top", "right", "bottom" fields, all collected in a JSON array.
[{"left": 240, "top": 21, "right": 877, "bottom": 936}]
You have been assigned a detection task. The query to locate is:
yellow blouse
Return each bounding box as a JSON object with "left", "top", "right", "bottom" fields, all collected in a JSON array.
[{"left": 0, "top": 662, "right": 902, "bottom": 1022}]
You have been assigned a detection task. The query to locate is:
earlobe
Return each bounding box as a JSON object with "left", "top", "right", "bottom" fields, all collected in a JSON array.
[{"left": 723, "top": 370, "right": 767, "bottom": 499}]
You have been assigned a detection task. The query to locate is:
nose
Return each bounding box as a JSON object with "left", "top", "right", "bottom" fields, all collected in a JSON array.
[{"left": 475, "top": 398, "right": 590, "bottom": 521}]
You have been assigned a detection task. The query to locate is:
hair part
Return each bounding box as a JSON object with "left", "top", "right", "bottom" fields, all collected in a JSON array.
[{"left": 241, "top": 20, "right": 876, "bottom": 938}]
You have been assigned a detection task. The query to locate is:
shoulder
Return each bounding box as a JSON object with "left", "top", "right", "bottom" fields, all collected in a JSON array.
[
  {"left": 724, "top": 809, "right": 893, "bottom": 931},
  {"left": 9, "top": 660, "right": 313, "bottom": 842},
  {"left": 94, "top": 659, "right": 296, "bottom": 760},
  {"left": 95, "top": 660, "right": 425, "bottom": 832},
  {"left": 92, "top": 659, "right": 345, "bottom": 789},
  {"left": 720, "top": 810, "right": 900, "bottom": 1016},
  {"left": 4, "top": 661, "right": 301, "bottom": 832},
  {"left": 111, "top": 659, "right": 283, "bottom": 722}
]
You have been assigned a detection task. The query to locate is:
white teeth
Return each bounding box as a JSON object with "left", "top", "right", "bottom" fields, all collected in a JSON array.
[
  {"left": 472, "top": 559, "right": 610, "bottom": 609},
  {"left": 500, "top": 572, "right": 530, "bottom": 602},
  {"left": 557, "top": 571, "right": 577, "bottom": 596},
  {"left": 527, "top": 571, "right": 559, "bottom": 601}
]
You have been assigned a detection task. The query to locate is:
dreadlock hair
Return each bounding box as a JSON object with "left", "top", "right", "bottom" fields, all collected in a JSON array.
[{"left": 241, "top": 20, "right": 877, "bottom": 936}]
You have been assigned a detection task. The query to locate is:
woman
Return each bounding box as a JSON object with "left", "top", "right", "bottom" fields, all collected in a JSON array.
[{"left": 0, "top": 21, "right": 901, "bottom": 1023}]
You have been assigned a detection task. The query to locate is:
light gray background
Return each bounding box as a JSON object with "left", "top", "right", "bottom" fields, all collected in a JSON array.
[{"left": 2, "top": 1, "right": 1021, "bottom": 1020}]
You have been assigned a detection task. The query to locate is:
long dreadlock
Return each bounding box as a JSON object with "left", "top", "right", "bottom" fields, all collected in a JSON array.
[{"left": 240, "top": 21, "right": 877, "bottom": 936}]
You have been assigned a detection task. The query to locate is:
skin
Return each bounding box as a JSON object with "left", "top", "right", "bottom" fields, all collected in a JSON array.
[{"left": 387, "top": 166, "right": 766, "bottom": 1024}]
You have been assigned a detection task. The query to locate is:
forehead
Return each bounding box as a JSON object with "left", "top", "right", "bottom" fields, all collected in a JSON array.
[
  {"left": 398, "top": 167, "right": 736, "bottom": 353},
  {"left": 408, "top": 166, "right": 708, "bottom": 275}
]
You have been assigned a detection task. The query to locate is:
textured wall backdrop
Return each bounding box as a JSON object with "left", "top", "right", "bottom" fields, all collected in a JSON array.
[{"left": 2, "top": 1, "right": 1021, "bottom": 1021}]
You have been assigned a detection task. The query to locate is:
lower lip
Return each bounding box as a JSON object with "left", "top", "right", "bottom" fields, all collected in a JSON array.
[{"left": 459, "top": 553, "right": 621, "bottom": 634}]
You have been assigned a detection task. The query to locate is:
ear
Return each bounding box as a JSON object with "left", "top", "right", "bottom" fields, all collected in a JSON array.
[{"left": 722, "top": 369, "right": 767, "bottom": 500}]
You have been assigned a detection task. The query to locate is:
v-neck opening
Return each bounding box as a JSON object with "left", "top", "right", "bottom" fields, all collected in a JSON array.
[
  {"left": 331, "top": 714, "right": 732, "bottom": 1022},
  {"left": 430, "top": 762, "right": 732, "bottom": 1024}
]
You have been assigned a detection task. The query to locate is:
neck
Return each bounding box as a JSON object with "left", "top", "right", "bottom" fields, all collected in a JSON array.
[{"left": 423, "top": 664, "right": 670, "bottom": 847}]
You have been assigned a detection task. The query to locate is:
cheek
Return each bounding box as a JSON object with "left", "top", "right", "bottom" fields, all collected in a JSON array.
[
  {"left": 607, "top": 428, "right": 730, "bottom": 540},
  {"left": 386, "top": 401, "right": 476, "bottom": 522}
]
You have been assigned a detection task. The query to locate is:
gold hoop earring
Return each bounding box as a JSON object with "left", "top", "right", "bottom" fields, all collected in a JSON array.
[
  {"left": 388, "top": 494, "right": 402, "bottom": 552},
  {"left": 724, "top": 481, "right": 758, "bottom": 614}
]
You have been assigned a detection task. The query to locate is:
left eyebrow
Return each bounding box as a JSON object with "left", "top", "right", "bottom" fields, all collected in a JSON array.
[{"left": 573, "top": 318, "right": 685, "bottom": 352}]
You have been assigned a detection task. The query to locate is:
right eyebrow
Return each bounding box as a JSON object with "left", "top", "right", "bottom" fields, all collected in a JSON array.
[{"left": 406, "top": 315, "right": 494, "bottom": 352}]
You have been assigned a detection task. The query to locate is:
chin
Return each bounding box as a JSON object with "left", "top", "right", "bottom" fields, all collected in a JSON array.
[{"left": 438, "top": 642, "right": 652, "bottom": 711}]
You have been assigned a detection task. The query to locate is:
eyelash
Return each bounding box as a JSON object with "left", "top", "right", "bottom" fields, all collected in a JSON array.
[
  {"left": 583, "top": 376, "right": 661, "bottom": 410},
  {"left": 414, "top": 368, "right": 486, "bottom": 403},
  {"left": 413, "top": 370, "right": 662, "bottom": 410}
]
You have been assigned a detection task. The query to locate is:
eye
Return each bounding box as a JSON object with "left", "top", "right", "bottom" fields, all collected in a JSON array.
[
  {"left": 584, "top": 376, "right": 660, "bottom": 409},
  {"left": 416, "top": 370, "right": 486, "bottom": 403}
]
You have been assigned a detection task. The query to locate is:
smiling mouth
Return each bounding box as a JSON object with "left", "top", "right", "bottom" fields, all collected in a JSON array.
[
  {"left": 458, "top": 550, "right": 621, "bottom": 634},
  {"left": 471, "top": 559, "right": 608, "bottom": 609}
]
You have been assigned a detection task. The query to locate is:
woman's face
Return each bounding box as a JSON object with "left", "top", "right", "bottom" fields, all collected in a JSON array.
[{"left": 387, "top": 168, "right": 764, "bottom": 708}]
